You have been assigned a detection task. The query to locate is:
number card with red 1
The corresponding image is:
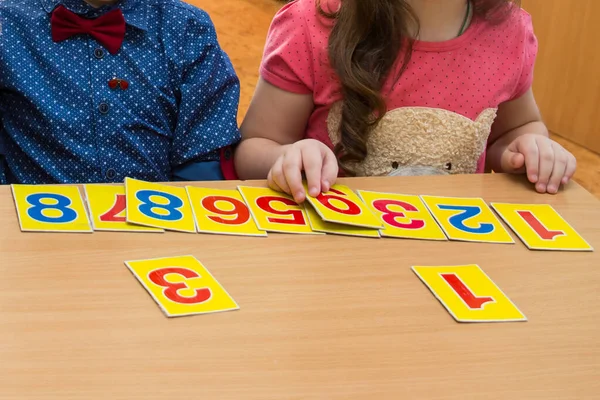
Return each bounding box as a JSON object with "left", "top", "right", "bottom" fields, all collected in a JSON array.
[
  {"left": 305, "top": 202, "right": 380, "bottom": 238},
  {"left": 421, "top": 195, "right": 514, "bottom": 244},
  {"left": 125, "top": 178, "right": 196, "bottom": 233},
  {"left": 491, "top": 203, "right": 593, "bottom": 251},
  {"left": 237, "top": 186, "right": 316, "bottom": 234},
  {"left": 305, "top": 184, "right": 382, "bottom": 229},
  {"left": 12, "top": 184, "right": 92, "bottom": 233},
  {"left": 357, "top": 190, "right": 447, "bottom": 241},
  {"left": 125, "top": 255, "right": 239, "bottom": 318},
  {"left": 412, "top": 264, "right": 527, "bottom": 323},
  {"left": 84, "top": 185, "right": 163, "bottom": 232},
  {"left": 186, "top": 187, "right": 266, "bottom": 237}
]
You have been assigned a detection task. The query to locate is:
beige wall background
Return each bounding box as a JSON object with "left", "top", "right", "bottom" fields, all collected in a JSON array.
[{"left": 522, "top": 0, "right": 600, "bottom": 154}]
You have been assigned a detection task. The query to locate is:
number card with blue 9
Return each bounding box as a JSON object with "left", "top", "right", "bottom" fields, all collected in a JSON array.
[
  {"left": 11, "top": 184, "right": 92, "bottom": 232},
  {"left": 125, "top": 178, "right": 196, "bottom": 233}
]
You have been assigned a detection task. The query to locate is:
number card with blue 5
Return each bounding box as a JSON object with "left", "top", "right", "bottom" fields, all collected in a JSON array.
[
  {"left": 12, "top": 184, "right": 92, "bottom": 233},
  {"left": 125, "top": 178, "right": 196, "bottom": 233},
  {"left": 125, "top": 255, "right": 239, "bottom": 318}
]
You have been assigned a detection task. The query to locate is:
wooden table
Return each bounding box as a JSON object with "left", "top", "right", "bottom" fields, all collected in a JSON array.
[{"left": 1, "top": 174, "right": 599, "bottom": 399}]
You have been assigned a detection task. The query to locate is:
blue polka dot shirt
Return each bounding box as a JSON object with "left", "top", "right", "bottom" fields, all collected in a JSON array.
[{"left": 0, "top": 0, "right": 241, "bottom": 184}]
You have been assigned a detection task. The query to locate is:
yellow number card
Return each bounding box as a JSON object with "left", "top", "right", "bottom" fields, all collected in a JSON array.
[
  {"left": 125, "top": 255, "right": 239, "bottom": 318},
  {"left": 125, "top": 178, "right": 196, "bottom": 233},
  {"left": 12, "top": 184, "right": 92, "bottom": 233},
  {"left": 421, "top": 195, "right": 514, "bottom": 244},
  {"left": 491, "top": 203, "right": 592, "bottom": 251},
  {"left": 84, "top": 184, "right": 163, "bottom": 232},
  {"left": 186, "top": 186, "right": 266, "bottom": 237},
  {"left": 305, "top": 202, "right": 380, "bottom": 238},
  {"left": 358, "top": 190, "right": 447, "bottom": 241},
  {"left": 412, "top": 264, "right": 526, "bottom": 323}
]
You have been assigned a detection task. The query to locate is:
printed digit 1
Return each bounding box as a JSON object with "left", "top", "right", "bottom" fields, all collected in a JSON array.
[
  {"left": 372, "top": 199, "right": 425, "bottom": 229},
  {"left": 201, "top": 196, "right": 250, "bottom": 225},
  {"left": 437, "top": 205, "right": 494, "bottom": 234},
  {"left": 148, "top": 268, "right": 211, "bottom": 304},
  {"left": 441, "top": 273, "right": 494, "bottom": 309},
  {"left": 256, "top": 196, "right": 306, "bottom": 225},
  {"left": 517, "top": 210, "right": 565, "bottom": 240},
  {"left": 316, "top": 188, "right": 361, "bottom": 215},
  {"left": 100, "top": 194, "right": 126, "bottom": 222},
  {"left": 136, "top": 190, "right": 184, "bottom": 221},
  {"left": 26, "top": 193, "right": 78, "bottom": 223}
]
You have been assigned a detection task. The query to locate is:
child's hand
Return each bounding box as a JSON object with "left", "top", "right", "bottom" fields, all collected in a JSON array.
[
  {"left": 268, "top": 139, "right": 339, "bottom": 203},
  {"left": 500, "top": 133, "right": 577, "bottom": 194}
]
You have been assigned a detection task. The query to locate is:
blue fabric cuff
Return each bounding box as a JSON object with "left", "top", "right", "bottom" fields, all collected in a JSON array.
[{"left": 171, "top": 160, "right": 224, "bottom": 182}]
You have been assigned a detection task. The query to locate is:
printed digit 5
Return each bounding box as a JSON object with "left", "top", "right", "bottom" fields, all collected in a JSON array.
[{"left": 256, "top": 196, "right": 306, "bottom": 225}]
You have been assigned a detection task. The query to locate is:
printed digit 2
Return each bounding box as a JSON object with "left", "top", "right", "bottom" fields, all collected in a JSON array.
[
  {"left": 256, "top": 196, "right": 306, "bottom": 225},
  {"left": 202, "top": 196, "right": 250, "bottom": 225},
  {"left": 373, "top": 199, "right": 425, "bottom": 229},
  {"left": 136, "top": 190, "right": 183, "bottom": 221},
  {"left": 26, "top": 193, "right": 78, "bottom": 223},
  {"left": 437, "top": 205, "right": 494, "bottom": 234},
  {"left": 148, "top": 267, "right": 211, "bottom": 304}
]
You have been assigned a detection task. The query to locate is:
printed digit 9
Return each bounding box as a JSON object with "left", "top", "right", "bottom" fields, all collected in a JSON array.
[{"left": 201, "top": 196, "right": 250, "bottom": 225}]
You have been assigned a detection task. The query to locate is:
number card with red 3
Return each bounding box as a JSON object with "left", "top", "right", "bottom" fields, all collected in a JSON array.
[
  {"left": 237, "top": 186, "right": 316, "bottom": 234},
  {"left": 125, "top": 178, "right": 196, "bottom": 233},
  {"left": 357, "top": 191, "right": 447, "bottom": 241},
  {"left": 12, "top": 184, "right": 92, "bottom": 233},
  {"left": 491, "top": 203, "right": 593, "bottom": 251},
  {"left": 186, "top": 187, "right": 266, "bottom": 237},
  {"left": 125, "top": 255, "right": 239, "bottom": 318},
  {"left": 84, "top": 184, "right": 163, "bottom": 232},
  {"left": 305, "top": 184, "right": 382, "bottom": 229}
]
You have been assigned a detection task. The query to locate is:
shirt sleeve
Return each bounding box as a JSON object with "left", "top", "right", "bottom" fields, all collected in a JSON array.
[
  {"left": 259, "top": 0, "right": 316, "bottom": 94},
  {"left": 511, "top": 11, "right": 538, "bottom": 100},
  {"left": 170, "top": 9, "right": 241, "bottom": 180}
]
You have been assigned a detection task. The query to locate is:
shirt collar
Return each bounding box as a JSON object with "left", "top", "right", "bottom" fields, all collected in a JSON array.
[{"left": 41, "top": 0, "right": 148, "bottom": 31}]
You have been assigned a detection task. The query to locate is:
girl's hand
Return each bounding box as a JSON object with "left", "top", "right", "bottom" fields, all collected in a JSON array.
[
  {"left": 268, "top": 139, "right": 339, "bottom": 203},
  {"left": 500, "top": 133, "right": 577, "bottom": 194}
]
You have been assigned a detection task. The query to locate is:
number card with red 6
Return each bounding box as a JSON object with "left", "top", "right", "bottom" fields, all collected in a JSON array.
[
  {"left": 125, "top": 178, "right": 196, "bottom": 233},
  {"left": 305, "top": 184, "right": 382, "bottom": 229},
  {"left": 84, "top": 184, "right": 163, "bottom": 232},
  {"left": 186, "top": 187, "right": 266, "bottom": 237},
  {"left": 357, "top": 190, "right": 447, "bottom": 241},
  {"left": 12, "top": 184, "right": 92, "bottom": 233},
  {"left": 237, "top": 186, "right": 316, "bottom": 234},
  {"left": 125, "top": 255, "right": 239, "bottom": 317}
]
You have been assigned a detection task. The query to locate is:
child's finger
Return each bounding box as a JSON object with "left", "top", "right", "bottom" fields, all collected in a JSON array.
[
  {"left": 535, "top": 138, "right": 554, "bottom": 193},
  {"left": 269, "top": 158, "right": 291, "bottom": 195},
  {"left": 514, "top": 138, "right": 539, "bottom": 183},
  {"left": 282, "top": 150, "right": 305, "bottom": 203},
  {"left": 546, "top": 145, "right": 568, "bottom": 194},
  {"left": 301, "top": 147, "right": 324, "bottom": 197},
  {"left": 320, "top": 149, "right": 339, "bottom": 193},
  {"left": 563, "top": 153, "right": 577, "bottom": 184}
]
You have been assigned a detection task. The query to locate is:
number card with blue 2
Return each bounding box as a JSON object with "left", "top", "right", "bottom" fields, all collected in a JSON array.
[
  {"left": 125, "top": 178, "right": 196, "bottom": 233},
  {"left": 125, "top": 255, "right": 239, "bottom": 318},
  {"left": 11, "top": 184, "right": 92, "bottom": 232},
  {"left": 421, "top": 195, "right": 514, "bottom": 244},
  {"left": 84, "top": 184, "right": 163, "bottom": 232}
]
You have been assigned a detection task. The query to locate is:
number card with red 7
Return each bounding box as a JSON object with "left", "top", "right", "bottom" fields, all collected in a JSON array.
[
  {"left": 125, "top": 178, "right": 196, "bottom": 233},
  {"left": 491, "top": 203, "right": 593, "bottom": 251},
  {"left": 186, "top": 187, "right": 266, "bottom": 237},
  {"left": 84, "top": 185, "right": 163, "bottom": 232},
  {"left": 237, "top": 186, "right": 317, "bottom": 234},
  {"left": 12, "top": 184, "right": 92, "bottom": 233},
  {"left": 305, "top": 184, "right": 382, "bottom": 229},
  {"left": 357, "top": 190, "right": 447, "bottom": 241},
  {"left": 125, "top": 255, "right": 239, "bottom": 318}
]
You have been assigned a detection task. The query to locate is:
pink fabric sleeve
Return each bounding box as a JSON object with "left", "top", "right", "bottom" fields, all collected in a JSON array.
[
  {"left": 259, "top": 1, "right": 315, "bottom": 94},
  {"left": 511, "top": 11, "right": 538, "bottom": 100}
]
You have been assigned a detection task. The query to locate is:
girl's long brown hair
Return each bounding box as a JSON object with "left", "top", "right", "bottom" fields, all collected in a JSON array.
[{"left": 317, "top": 0, "right": 520, "bottom": 175}]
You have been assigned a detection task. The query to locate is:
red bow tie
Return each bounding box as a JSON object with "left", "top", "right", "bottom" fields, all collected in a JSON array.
[{"left": 51, "top": 5, "right": 126, "bottom": 55}]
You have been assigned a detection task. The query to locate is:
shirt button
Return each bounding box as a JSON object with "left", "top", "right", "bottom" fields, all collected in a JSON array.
[
  {"left": 94, "top": 48, "right": 104, "bottom": 59},
  {"left": 98, "top": 103, "right": 110, "bottom": 114},
  {"left": 223, "top": 148, "right": 232, "bottom": 160},
  {"left": 105, "top": 169, "right": 116, "bottom": 180}
]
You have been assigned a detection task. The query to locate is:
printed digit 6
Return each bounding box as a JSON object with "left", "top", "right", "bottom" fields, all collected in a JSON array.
[
  {"left": 316, "top": 188, "right": 361, "bottom": 215},
  {"left": 437, "top": 205, "right": 494, "bottom": 234},
  {"left": 256, "top": 196, "right": 306, "bottom": 225},
  {"left": 100, "top": 194, "right": 127, "bottom": 222},
  {"left": 372, "top": 199, "right": 425, "bottom": 229},
  {"left": 201, "top": 196, "right": 250, "bottom": 225},
  {"left": 136, "top": 190, "right": 183, "bottom": 221},
  {"left": 148, "top": 267, "right": 211, "bottom": 304},
  {"left": 26, "top": 193, "right": 78, "bottom": 223}
]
